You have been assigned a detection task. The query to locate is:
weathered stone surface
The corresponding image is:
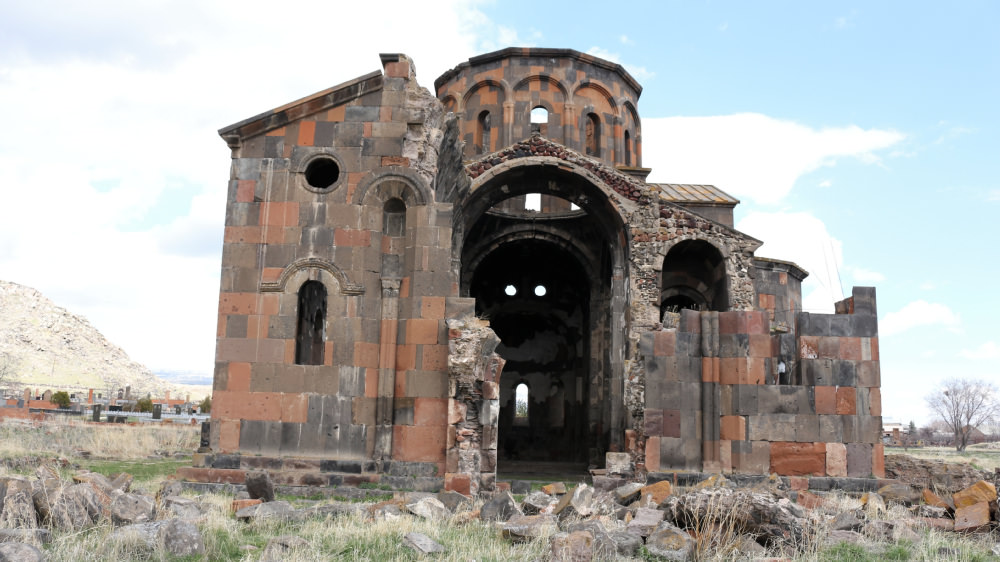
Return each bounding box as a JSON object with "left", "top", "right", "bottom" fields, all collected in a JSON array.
[
  {"left": 245, "top": 471, "right": 275, "bottom": 502},
  {"left": 864, "top": 520, "right": 920, "bottom": 543},
  {"left": 550, "top": 530, "right": 593, "bottom": 562},
  {"left": 884, "top": 454, "right": 984, "bottom": 494},
  {"left": 860, "top": 492, "right": 885, "bottom": 517},
  {"left": 511, "top": 480, "right": 531, "bottom": 495},
  {"left": 646, "top": 523, "right": 695, "bottom": 561},
  {"left": 824, "top": 529, "right": 865, "bottom": 546},
  {"left": 160, "top": 518, "right": 206, "bottom": 557},
  {"left": 605, "top": 452, "right": 632, "bottom": 476},
  {"left": 0, "top": 483, "right": 37, "bottom": 529},
  {"left": 437, "top": 490, "right": 470, "bottom": 513},
  {"left": 373, "top": 503, "right": 403, "bottom": 521},
  {"left": 481, "top": 491, "right": 520, "bottom": 522},
  {"left": 110, "top": 472, "right": 134, "bottom": 493},
  {"left": 877, "top": 482, "right": 920, "bottom": 506},
  {"left": 30, "top": 478, "right": 62, "bottom": 521},
  {"left": 48, "top": 485, "right": 95, "bottom": 531},
  {"left": 261, "top": 535, "right": 309, "bottom": 562},
  {"left": 235, "top": 500, "right": 294, "bottom": 521},
  {"left": 609, "top": 531, "right": 642, "bottom": 555},
  {"left": 567, "top": 520, "right": 615, "bottom": 559},
  {"left": 72, "top": 471, "right": 116, "bottom": 494},
  {"left": 502, "top": 514, "right": 558, "bottom": 541},
  {"left": 110, "top": 492, "right": 155, "bottom": 526},
  {"left": 626, "top": 507, "right": 664, "bottom": 537},
  {"left": 553, "top": 484, "right": 593, "bottom": 520},
  {"left": 770, "top": 442, "right": 826, "bottom": 476},
  {"left": 522, "top": 491, "right": 555, "bottom": 514},
  {"left": 0, "top": 529, "right": 50, "bottom": 545},
  {"left": 661, "top": 487, "right": 807, "bottom": 544},
  {"left": 921, "top": 488, "right": 952, "bottom": 510},
  {"left": 911, "top": 504, "right": 947, "bottom": 518},
  {"left": 403, "top": 532, "right": 445, "bottom": 554},
  {"left": 952, "top": 480, "right": 996, "bottom": 509},
  {"left": 164, "top": 496, "right": 204, "bottom": 519},
  {"left": 613, "top": 482, "right": 643, "bottom": 505},
  {"left": 542, "top": 482, "right": 567, "bottom": 495},
  {"left": 640, "top": 480, "right": 672, "bottom": 505},
  {"left": 0, "top": 542, "right": 44, "bottom": 562},
  {"left": 406, "top": 497, "right": 450, "bottom": 520},
  {"left": 954, "top": 501, "right": 992, "bottom": 533},
  {"left": 831, "top": 510, "right": 864, "bottom": 532}
]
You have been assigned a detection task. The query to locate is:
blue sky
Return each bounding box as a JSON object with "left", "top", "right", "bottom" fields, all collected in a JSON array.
[{"left": 0, "top": 1, "right": 996, "bottom": 426}]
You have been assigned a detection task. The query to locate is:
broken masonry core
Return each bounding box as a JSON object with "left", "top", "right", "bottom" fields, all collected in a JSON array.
[{"left": 192, "top": 48, "right": 884, "bottom": 495}]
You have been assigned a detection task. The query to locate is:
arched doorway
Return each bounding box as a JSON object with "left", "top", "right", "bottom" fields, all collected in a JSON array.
[
  {"left": 660, "top": 239, "right": 729, "bottom": 318},
  {"left": 456, "top": 160, "right": 630, "bottom": 471}
]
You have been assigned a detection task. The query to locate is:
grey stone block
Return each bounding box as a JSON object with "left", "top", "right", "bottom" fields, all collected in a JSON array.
[
  {"left": 718, "top": 334, "right": 749, "bottom": 357},
  {"left": 846, "top": 443, "right": 872, "bottom": 477},
  {"left": 795, "top": 415, "right": 820, "bottom": 442},
  {"left": 829, "top": 315, "right": 851, "bottom": 337},
  {"left": 834, "top": 360, "right": 856, "bottom": 387},
  {"left": 819, "top": 415, "right": 843, "bottom": 442}
]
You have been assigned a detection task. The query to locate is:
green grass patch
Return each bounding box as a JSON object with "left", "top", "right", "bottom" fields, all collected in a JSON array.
[
  {"left": 819, "top": 541, "right": 875, "bottom": 562},
  {"left": 80, "top": 458, "right": 189, "bottom": 484}
]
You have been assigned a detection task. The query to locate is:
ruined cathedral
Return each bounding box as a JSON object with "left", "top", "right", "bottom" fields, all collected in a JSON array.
[{"left": 186, "top": 49, "right": 883, "bottom": 494}]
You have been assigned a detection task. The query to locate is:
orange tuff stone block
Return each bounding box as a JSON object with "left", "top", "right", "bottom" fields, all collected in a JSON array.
[
  {"left": 749, "top": 335, "right": 771, "bottom": 358},
  {"left": 826, "top": 442, "right": 847, "bottom": 477},
  {"left": 645, "top": 437, "right": 660, "bottom": 472},
  {"left": 871, "top": 443, "right": 885, "bottom": 478},
  {"left": 219, "top": 293, "right": 259, "bottom": 315},
  {"left": 392, "top": 425, "right": 446, "bottom": 463},
  {"left": 260, "top": 202, "right": 300, "bottom": 227},
  {"left": 954, "top": 501, "right": 991, "bottom": 532},
  {"left": 395, "top": 344, "right": 417, "bottom": 370},
  {"left": 382, "top": 155, "right": 410, "bottom": 167},
  {"left": 354, "top": 341, "right": 379, "bottom": 369},
  {"left": 839, "top": 337, "right": 863, "bottom": 361},
  {"left": 701, "top": 357, "right": 719, "bottom": 383},
  {"left": 799, "top": 336, "right": 819, "bottom": 359},
  {"left": 869, "top": 388, "right": 882, "bottom": 415},
  {"left": 365, "top": 368, "right": 378, "bottom": 398},
  {"left": 419, "top": 345, "right": 447, "bottom": 373},
  {"left": 333, "top": 228, "right": 371, "bottom": 247},
  {"left": 953, "top": 480, "right": 997, "bottom": 509},
  {"left": 814, "top": 386, "right": 837, "bottom": 415},
  {"left": 406, "top": 318, "right": 439, "bottom": 345},
  {"left": 227, "top": 363, "right": 251, "bottom": 392},
  {"left": 797, "top": 490, "right": 824, "bottom": 510},
  {"left": 231, "top": 498, "right": 262, "bottom": 513},
  {"left": 236, "top": 180, "right": 256, "bottom": 203},
  {"left": 720, "top": 415, "right": 746, "bottom": 441},
  {"left": 922, "top": 488, "right": 951, "bottom": 510},
  {"left": 835, "top": 387, "right": 857, "bottom": 415},
  {"left": 297, "top": 121, "right": 315, "bottom": 146},
  {"left": 218, "top": 419, "right": 241, "bottom": 453},
  {"left": 770, "top": 442, "right": 826, "bottom": 476},
  {"left": 747, "top": 357, "right": 766, "bottom": 384},
  {"left": 444, "top": 473, "right": 471, "bottom": 496},
  {"left": 447, "top": 399, "right": 467, "bottom": 424},
  {"left": 420, "top": 296, "right": 446, "bottom": 319},
  {"left": 719, "top": 357, "right": 746, "bottom": 385},
  {"left": 639, "top": 480, "right": 673, "bottom": 504},
  {"left": 414, "top": 398, "right": 448, "bottom": 427},
  {"left": 654, "top": 331, "right": 675, "bottom": 356}
]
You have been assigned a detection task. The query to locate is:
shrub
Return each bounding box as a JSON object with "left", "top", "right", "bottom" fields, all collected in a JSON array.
[
  {"left": 199, "top": 395, "right": 212, "bottom": 414},
  {"left": 135, "top": 397, "right": 153, "bottom": 413},
  {"left": 50, "top": 391, "right": 71, "bottom": 409}
]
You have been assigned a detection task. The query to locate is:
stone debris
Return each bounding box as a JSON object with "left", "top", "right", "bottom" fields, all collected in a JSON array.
[
  {"left": 261, "top": 535, "right": 310, "bottom": 562},
  {"left": 542, "top": 482, "right": 567, "bottom": 495},
  {"left": 645, "top": 522, "right": 695, "bottom": 561},
  {"left": 952, "top": 480, "right": 996, "bottom": 509},
  {"left": 405, "top": 496, "right": 450, "bottom": 520},
  {"left": 613, "top": 482, "right": 643, "bottom": 505},
  {"left": 480, "top": 491, "right": 520, "bottom": 522},
  {"left": 502, "top": 514, "right": 558, "bottom": 541},
  {"left": 522, "top": 491, "right": 555, "bottom": 514},
  {"left": 0, "top": 542, "right": 44, "bottom": 562},
  {"left": 245, "top": 471, "right": 275, "bottom": 502},
  {"left": 553, "top": 484, "right": 594, "bottom": 520},
  {"left": 550, "top": 530, "right": 594, "bottom": 562},
  {"left": 403, "top": 532, "right": 445, "bottom": 554}
]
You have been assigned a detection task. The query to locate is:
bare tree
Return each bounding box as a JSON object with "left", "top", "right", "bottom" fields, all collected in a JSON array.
[
  {"left": 926, "top": 378, "right": 1000, "bottom": 452},
  {"left": 0, "top": 352, "right": 19, "bottom": 396}
]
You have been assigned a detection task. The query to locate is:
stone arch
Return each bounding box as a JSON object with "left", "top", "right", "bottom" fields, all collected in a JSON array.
[
  {"left": 261, "top": 257, "right": 364, "bottom": 295},
  {"left": 657, "top": 238, "right": 730, "bottom": 314},
  {"left": 512, "top": 75, "right": 570, "bottom": 100},
  {"left": 354, "top": 166, "right": 430, "bottom": 207},
  {"left": 572, "top": 81, "right": 619, "bottom": 114}
]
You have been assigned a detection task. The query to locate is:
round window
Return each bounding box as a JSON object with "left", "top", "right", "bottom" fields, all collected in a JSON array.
[{"left": 304, "top": 157, "right": 340, "bottom": 190}]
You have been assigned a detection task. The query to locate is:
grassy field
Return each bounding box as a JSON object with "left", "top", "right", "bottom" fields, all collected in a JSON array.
[
  {"left": 1, "top": 418, "right": 998, "bottom": 560},
  {"left": 886, "top": 444, "right": 1000, "bottom": 472}
]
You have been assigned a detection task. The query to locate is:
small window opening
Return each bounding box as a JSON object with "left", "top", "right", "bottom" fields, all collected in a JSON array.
[
  {"left": 383, "top": 198, "right": 406, "bottom": 237},
  {"left": 530, "top": 106, "right": 548, "bottom": 135},
  {"left": 585, "top": 113, "right": 600, "bottom": 157},
  {"left": 295, "top": 281, "right": 327, "bottom": 365},
  {"left": 624, "top": 130, "right": 632, "bottom": 166},
  {"left": 504, "top": 284, "right": 517, "bottom": 296},
  {"left": 534, "top": 285, "right": 547, "bottom": 297},
  {"left": 514, "top": 383, "right": 529, "bottom": 425},
  {"left": 570, "top": 203, "right": 580, "bottom": 211},
  {"left": 524, "top": 193, "right": 541, "bottom": 211},
  {"left": 304, "top": 157, "right": 340, "bottom": 189},
  {"left": 477, "top": 111, "right": 492, "bottom": 154}
]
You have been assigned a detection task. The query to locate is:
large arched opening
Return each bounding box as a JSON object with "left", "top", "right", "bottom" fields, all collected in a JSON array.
[{"left": 457, "top": 160, "right": 629, "bottom": 472}]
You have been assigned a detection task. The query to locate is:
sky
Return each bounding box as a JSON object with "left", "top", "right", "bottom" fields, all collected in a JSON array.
[{"left": 0, "top": 1, "right": 997, "bottom": 426}]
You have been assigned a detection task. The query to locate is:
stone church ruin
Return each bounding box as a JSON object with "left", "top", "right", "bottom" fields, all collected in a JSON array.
[{"left": 184, "top": 48, "right": 883, "bottom": 494}]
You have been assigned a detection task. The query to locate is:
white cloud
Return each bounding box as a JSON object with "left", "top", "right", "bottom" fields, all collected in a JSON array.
[
  {"left": 960, "top": 342, "right": 1000, "bottom": 360},
  {"left": 987, "top": 189, "right": 1000, "bottom": 202},
  {"left": 880, "top": 300, "right": 961, "bottom": 337},
  {"left": 818, "top": 180, "right": 832, "bottom": 188},
  {"left": 643, "top": 113, "right": 904, "bottom": 204},
  {"left": 736, "top": 212, "right": 845, "bottom": 313},
  {"left": 619, "top": 35, "right": 634, "bottom": 45},
  {"left": 585, "top": 46, "right": 654, "bottom": 81}
]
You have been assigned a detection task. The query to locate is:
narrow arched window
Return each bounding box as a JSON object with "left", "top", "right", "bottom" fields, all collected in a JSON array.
[
  {"left": 295, "top": 281, "right": 327, "bottom": 365},
  {"left": 514, "top": 382, "right": 529, "bottom": 426},
  {"left": 530, "top": 106, "right": 548, "bottom": 136},
  {"left": 383, "top": 197, "right": 406, "bottom": 237},
  {"left": 585, "top": 113, "right": 600, "bottom": 156},
  {"left": 624, "top": 130, "right": 632, "bottom": 166},
  {"left": 477, "top": 111, "right": 491, "bottom": 154}
]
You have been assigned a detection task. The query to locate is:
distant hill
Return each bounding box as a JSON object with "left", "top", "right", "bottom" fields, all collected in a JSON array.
[{"left": 0, "top": 280, "right": 210, "bottom": 402}]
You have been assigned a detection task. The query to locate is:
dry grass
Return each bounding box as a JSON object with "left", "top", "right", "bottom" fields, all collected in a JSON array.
[
  {"left": 0, "top": 417, "right": 198, "bottom": 461},
  {"left": 887, "top": 445, "right": 1000, "bottom": 472}
]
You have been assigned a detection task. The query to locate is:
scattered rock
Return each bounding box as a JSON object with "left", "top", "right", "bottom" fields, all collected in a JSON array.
[
  {"left": 110, "top": 492, "right": 155, "bottom": 526},
  {"left": 609, "top": 530, "right": 642, "bottom": 556},
  {"left": 542, "top": 482, "right": 567, "bottom": 495},
  {"left": 481, "top": 491, "right": 520, "bottom": 522},
  {"left": 403, "top": 532, "right": 445, "bottom": 554},
  {"left": 553, "top": 484, "right": 593, "bottom": 520},
  {"left": 646, "top": 522, "right": 696, "bottom": 561},
  {"left": 877, "top": 482, "right": 920, "bottom": 506},
  {"left": 405, "top": 497, "right": 450, "bottom": 520},
  {"left": 164, "top": 496, "right": 203, "bottom": 519},
  {"left": 550, "top": 530, "right": 593, "bottom": 562},
  {"left": 261, "top": 535, "right": 310, "bottom": 562},
  {"left": 160, "top": 518, "right": 205, "bottom": 557},
  {"left": 860, "top": 492, "right": 885, "bottom": 517},
  {"left": 0, "top": 529, "right": 50, "bottom": 545},
  {"left": 824, "top": 529, "right": 865, "bottom": 546},
  {"left": 830, "top": 510, "right": 864, "bottom": 532},
  {"left": 511, "top": 480, "right": 531, "bottom": 495},
  {"left": 436, "top": 490, "right": 470, "bottom": 513},
  {"left": 522, "top": 491, "right": 554, "bottom": 514},
  {"left": 373, "top": 503, "right": 403, "bottom": 521},
  {"left": 640, "top": 480, "right": 673, "bottom": 505},
  {"left": 911, "top": 504, "right": 947, "bottom": 518},
  {"left": 952, "top": 480, "right": 996, "bottom": 509},
  {"left": 921, "top": 488, "right": 952, "bottom": 511},
  {"left": 613, "top": 482, "right": 643, "bottom": 505},
  {"left": 0, "top": 542, "right": 44, "bottom": 562},
  {"left": 110, "top": 473, "right": 133, "bottom": 493},
  {"left": 245, "top": 472, "right": 275, "bottom": 503},
  {"left": 954, "top": 501, "right": 991, "bottom": 532},
  {"left": 502, "top": 514, "right": 558, "bottom": 541},
  {"left": 567, "top": 519, "right": 616, "bottom": 559},
  {"left": 235, "top": 500, "right": 294, "bottom": 521},
  {"left": 626, "top": 507, "right": 664, "bottom": 537}
]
